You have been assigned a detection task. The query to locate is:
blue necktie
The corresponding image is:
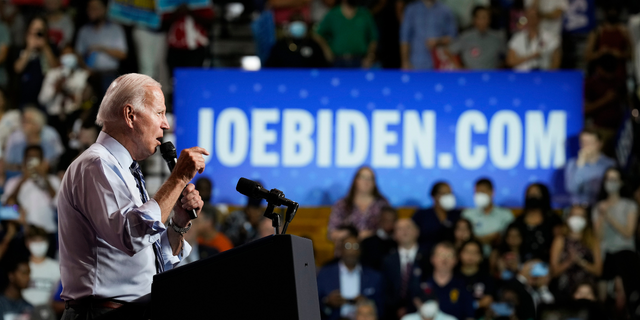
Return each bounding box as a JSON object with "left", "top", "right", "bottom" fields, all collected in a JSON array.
[{"left": 130, "top": 161, "right": 165, "bottom": 274}]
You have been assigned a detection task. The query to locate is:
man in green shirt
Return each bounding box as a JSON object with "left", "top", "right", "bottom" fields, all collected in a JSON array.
[{"left": 315, "top": 0, "right": 379, "bottom": 68}]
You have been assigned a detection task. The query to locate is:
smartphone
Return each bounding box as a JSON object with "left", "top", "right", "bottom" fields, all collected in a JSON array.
[
  {"left": 0, "top": 205, "right": 20, "bottom": 221},
  {"left": 491, "top": 302, "right": 514, "bottom": 317},
  {"left": 531, "top": 262, "right": 549, "bottom": 277}
]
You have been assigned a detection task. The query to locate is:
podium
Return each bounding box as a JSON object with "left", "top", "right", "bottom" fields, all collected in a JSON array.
[{"left": 100, "top": 234, "right": 321, "bottom": 319}]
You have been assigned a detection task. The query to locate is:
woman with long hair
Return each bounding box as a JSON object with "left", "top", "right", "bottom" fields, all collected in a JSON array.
[
  {"left": 451, "top": 218, "right": 474, "bottom": 252},
  {"left": 457, "top": 239, "right": 496, "bottom": 315},
  {"left": 489, "top": 225, "right": 523, "bottom": 280},
  {"left": 328, "top": 166, "right": 388, "bottom": 243},
  {"left": 550, "top": 205, "right": 602, "bottom": 300}
]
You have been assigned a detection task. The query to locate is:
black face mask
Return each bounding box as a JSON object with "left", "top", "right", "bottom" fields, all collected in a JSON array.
[{"left": 524, "top": 197, "right": 545, "bottom": 210}]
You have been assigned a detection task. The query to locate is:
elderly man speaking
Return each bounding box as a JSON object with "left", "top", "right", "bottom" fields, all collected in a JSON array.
[{"left": 57, "top": 73, "right": 209, "bottom": 319}]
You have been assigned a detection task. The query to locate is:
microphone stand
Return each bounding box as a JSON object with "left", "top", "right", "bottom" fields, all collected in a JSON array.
[{"left": 261, "top": 188, "right": 298, "bottom": 236}]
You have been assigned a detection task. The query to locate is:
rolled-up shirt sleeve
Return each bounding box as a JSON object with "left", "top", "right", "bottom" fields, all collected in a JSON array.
[
  {"left": 160, "top": 230, "right": 192, "bottom": 270},
  {"left": 78, "top": 158, "right": 165, "bottom": 256}
]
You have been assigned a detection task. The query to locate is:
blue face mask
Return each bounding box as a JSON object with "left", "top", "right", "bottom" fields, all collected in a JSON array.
[{"left": 288, "top": 21, "right": 307, "bottom": 39}]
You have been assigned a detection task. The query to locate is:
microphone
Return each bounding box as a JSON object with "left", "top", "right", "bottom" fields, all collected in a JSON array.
[
  {"left": 160, "top": 142, "right": 198, "bottom": 219},
  {"left": 236, "top": 177, "right": 296, "bottom": 207}
]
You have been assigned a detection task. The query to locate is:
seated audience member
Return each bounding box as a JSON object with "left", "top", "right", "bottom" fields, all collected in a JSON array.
[
  {"left": 584, "top": 54, "right": 627, "bottom": 132},
  {"left": 415, "top": 241, "right": 474, "bottom": 320},
  {"left": 462, "top": 178, "right": 514, "bottom": 255},
  {"left": 480, "top": 287, "right": 522, "bottom": 320},
  {"left": 257, "top": 216, "right": 276, "bottom": 239},
  {"left": 328, "top": 166, "right": 389, "bottom": 243},
  {"left": 449, "top": 6, "right": 505, "bottom": 70},
  {"left": 489, "top": 225, "right": 523, "bottom": 280},
  {"left": 450, "top": 218, "right": 474, "bottom": 252},
  {"left": 75, "top": 0, "right": 127, "bottom": 94},
  {"left": 197, "top": 205, "right": 233, "bottom": 253},
  {"left": 315, "top": 0, "right": 378, "bottom": 68},
  {"left": 326, "top": 225, "right": 361, "bottom": 266},
  {"left": 11, "top": 15, "right": 59, "bottom": 109},
  {"left": 0, "top": 220, "right": 20, "bottom": 261},
  {"left": 524, "top": 183, "right": 563, "bottom": 236},
  {"left": 178, "top": 215, "right": 220, "bottom": 266},
  {"left": 317, "top": 233, "right": 384, "bottom": 320},
  {"left": 536, "top": 281, "right": 606, "bottom": 320},
  {"left": 195, "top": 177, "right": 214, "bottom": 207},
  {"left": 3, "top": 107, "right": 64, "bottom": 171},
  {"left": 401, "top": 297, "right": 457, "bottom": 320},
  {"left": 21, "top": 225, "right": 60, "bottom": 308},
  {"left": 573, "top": 281, "right": 597, "bottom": 301},
  {"left": 355, "top": 299, "right": 378, "bottom": 320},
  {"left": 382, "top": 219, "right": 430, "bottom": 319},
  {"left": 564, "top": 129, "right": 616, "bottom": 206},
  {"left": 399, "top": 0, "right": 457, "bottom": 70},
  {"left": 1, "top": 145, "right": 60, "bottom": 237},
  {"left": 222, "top": 196, "right": 264, "bottom": 247},
  {"left": 0, "top": 255, "right": 33, "bottom": 318},
  {"left": 592, "top": 167, "right": 638, "bottom": 292},
  {"left": 550, "top": 205, "right": 601, "bottom": 300},
  {"left": 506, "top": 8, "right": 560, "bottom": 71},
  {"left": 502, "top": 259, "right": 554, "bottom": 320},
  {"left": 44, "top": 0, "right": 74, "bottom": 49},
  {"left": 510, "top": 190, "right": 558, "bottom": 262},
  {"left": 413, "top": 181, "right": 461, "bottom": 253},
  {"left": 457, "top": 239, "right": 496, "bottom": 317},
  {"left": 38, "top": 44, "right": 89, "bottom": 148},
  {"left": 360, "top": 206, "right": 398, "bottom": 270},
  {"left": 265, "top": 14, "right": 328, "bottom": 68}
]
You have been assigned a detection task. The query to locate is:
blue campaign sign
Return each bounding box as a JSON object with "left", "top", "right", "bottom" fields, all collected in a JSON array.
[
  {"left": 564, "top": 0, "right": 596, "bottom": 34},
  {"left": 173, "top": 70, "right": 583, "bottom": 208}
]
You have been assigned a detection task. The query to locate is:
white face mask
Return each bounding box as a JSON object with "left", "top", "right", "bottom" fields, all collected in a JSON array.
[
  {"left": 474, "top": 192, "right": 491, "bottom": 209},
  {"left": 439, "top": 194, "right": 456, "bottom": 211},
  {"left": 60, "top": 53, "right": 77, "bottom": 70},
  {"left": 567, "top": 216, "right": 587, "bottom": 233},
  {"left": 28, "top": 241, "right": 49, "bottom": 258},
  {"left": 604, "top": 181, "right": 621, "bottom": 195},
  {"left": 420, "top": 301, "right": 439, "bottom": 318}
]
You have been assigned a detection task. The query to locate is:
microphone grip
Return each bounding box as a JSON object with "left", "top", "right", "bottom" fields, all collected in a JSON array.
[{"left": 167, "top": 158, "right": 197, "bottom": 220}]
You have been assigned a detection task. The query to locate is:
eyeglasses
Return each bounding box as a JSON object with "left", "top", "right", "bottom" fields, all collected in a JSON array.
[{"left": 344, "top": 242, "right": 360, "bottom": 250}]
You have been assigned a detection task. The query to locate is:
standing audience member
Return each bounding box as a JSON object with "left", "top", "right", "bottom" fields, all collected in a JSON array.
[
  {"left": 462, "top": 178, "right": 514, "bottom": 256},
  {"left": 3, "top": 107, "right": 64, "bottom": 172},
  {"left": 584, "top": 54, "right": 627, "bottom": 133},
  {"left": 489, "top": 225, "right": 523, "bottom": 280},
  {"left": 457, "top": 239, "right": 496, "bottom": 317},
  {"left": 75, "top": 0, "right": 127, "bottom": 95},
  {"left": 416, "top": 241, "right": 474, "bottom": 320},
  {"left": 584, "top": 6, "right": 632, "bottom": 78},
  {"left": 400, "top": 0, "right": 457, "bottom": 70},
  {"left": 38, "top": 45, "right": 89, "bottom": 148},
  {"left": 44, "top": 0, "right": 74, "bottom": 49},
  {"left": 265, "top": 13, "right": 328, "bottom": 68},
  {"left": 197, "top": 205, "right": 233, "bottom": 253},
  {"left": 549, "top": 205, "right": 602, "bottom": 300},
  {"left": 524, "top": 0, "right": 568, "bottom": 37},
  {"left": 449, "top": 6, "right": 505, "bottom": 70},
  {"left": 382, "top": 219, "right": 430, "bottom": 319},
  {"left": 1, "top": 145, "right": 60, "bottom": 253},
  {"left": 412, "top": 181, "right": 461, "bottom": 253},
  {"left": 0, "top": 88, "right": 20, "bottom": 182},
  {"left": 317, "top": 233, "right": 384, "bottom": 320},
  {"left": 315, "top": 0, "right": 378, "bottom": 68},
  {"left": 502, "top": 260, "right": 552, "bottom": 320},
  {"left": 506, "top": 8, "right": 561, "bottom": 71},
  {"left": 0, "top": 255, "right": 33, "bottom": 319},
  {"left": 21, "top": 225, "right": 60, "bottom": 308},
  {"left": 440, "top": 0, "right": 489, "bottom": 30},
  {"left": 564, "top": 129, "right": 616, "bottom": 206},
  {"left": 0, "top": 17, "right": 10, "bottom": 89},
  {"left": 12, "top": 15, "right": 58, "bottom": 109},
  {"left": 328, "top": 166, "right": 389, "bottom": 243},
  {"left": 592, "top": 167, "right": 638, "bottom": 297},
  {"left": 360, "top": 206, "right": 398, "bottom": 271},
  {"left": 222, "top": 196, "right": 264, "bottom": 247},
  {"left": 451, "top": 218, "right": 474, "bottom": 251},
  {"left": 165, "top": 4, "right": 214, "bottom": 77}
]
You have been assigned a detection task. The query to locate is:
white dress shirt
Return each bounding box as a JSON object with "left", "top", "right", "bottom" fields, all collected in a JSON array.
[
  {"left": 57, "top": 131, "right": 191, "bottom": 302},
  {"left": 508, "top": 28, "right": 560, "bottom": 71},
  {"left": 38, "top": 67, "right": 90, "bottom": 116},
  {"left": 339, "top": 262, "right": 362, "bottom": 318},
  {"left": 399, "top": 245, "right": 419, "bottom": 274}
]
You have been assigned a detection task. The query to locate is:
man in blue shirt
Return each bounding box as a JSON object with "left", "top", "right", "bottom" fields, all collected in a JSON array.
[
  {"left": 564, "top": 129, "right": 616, "bottom": 206},
  {"left": 400, "top": 0, "right": 457, "bottom": 70},
  {"left": 415, "top": 241, "right": 474, "bottom": 320}
]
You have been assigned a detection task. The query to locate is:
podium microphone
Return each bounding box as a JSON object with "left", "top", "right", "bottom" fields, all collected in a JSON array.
[
  {"left": 236, "top": 177, "right": 298, "bottom": 234},
  {"left": 160, "top": 142, "right": 198, "bottom": 219}
]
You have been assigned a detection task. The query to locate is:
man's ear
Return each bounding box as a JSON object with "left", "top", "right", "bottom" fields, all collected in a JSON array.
[{"left": 124, "top": 104, "right": 135, "bottom": 129}]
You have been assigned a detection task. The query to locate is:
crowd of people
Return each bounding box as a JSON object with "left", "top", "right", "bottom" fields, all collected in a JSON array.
[{"left": 0, "top": 0, "right": 635, "bottom": 319}]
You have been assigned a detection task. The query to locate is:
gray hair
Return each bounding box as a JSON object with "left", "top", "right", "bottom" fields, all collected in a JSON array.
[
  {"left": 95, "top": 73, "right": 161, "bottom": 127},
  {"left": 23, "top": 106, "right": 46, "bottom": 128}
]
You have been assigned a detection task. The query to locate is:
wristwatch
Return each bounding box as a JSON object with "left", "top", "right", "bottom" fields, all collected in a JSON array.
[{"left": 168, "top": 218, "right": 192, "bottom": 235}]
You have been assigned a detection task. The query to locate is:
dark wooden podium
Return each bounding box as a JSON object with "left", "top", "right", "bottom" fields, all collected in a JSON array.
[{"left": 98, "top": 234, "right": 320, "bottom": 319}]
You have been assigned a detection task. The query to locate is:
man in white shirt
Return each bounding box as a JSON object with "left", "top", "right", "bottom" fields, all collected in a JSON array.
[
  {"left": 525, "top": 0, "right": 568, "bottom": 37},
  {"left": 507, "top": 8, "right": 561, "bottom": 71},
  {"left": 57, "top": 73, "right": 208, "bottom": 319},
  {"left": 22, "top": 225, "right": 60, "bottom": 308},
  {"left": 2, "top": 145, "right": 60, "bottom": 235}
]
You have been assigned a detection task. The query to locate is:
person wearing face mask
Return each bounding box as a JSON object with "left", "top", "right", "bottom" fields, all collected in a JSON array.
[
  {"left": 592, "top": 167, "right": 638, "bottom": 291},
  {"left": 38, "top": 44, "right": 89, "bottom": 149},
  {"left": 265, "top": 14, "right": 329, "bottom": 68},
  {"left": 462, "top": 178, "right": 514, "bottom": 256},
  {"left": 549, "top": 205, "right": 601, "bottom": 301},
  {"left": 400, "top": 298, "right": 457, "bottom": 320},
  {"left": 21, "top": 225, "right": 60, "bottom": 309},
  {"left": 412, "top": 182, "right": 461, "bottom": 254}
]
